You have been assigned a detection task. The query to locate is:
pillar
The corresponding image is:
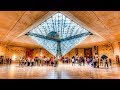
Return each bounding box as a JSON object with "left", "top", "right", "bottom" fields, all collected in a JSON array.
[
  {"left": 56, "top": 41, "right": 62, "bottom": 59},
  {"left": 93, "top": 46, "right": 98, "bottom": 58},
  {"left": 112, "top": 41, "right": 120, "bottom": 63}
]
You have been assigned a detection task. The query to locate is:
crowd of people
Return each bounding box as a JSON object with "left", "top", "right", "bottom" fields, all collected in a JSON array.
[
  {"left": 19, "top": 56, "right": 59, "bottom": 67},
  {"left": 61, "top": 54, "right": 112, "bottom": 68},
  {"left": 0, "top": 56, "right": 12, "bottom": 65},
  {"left": 0, "top": 54, "right": 112, "bottom": 68},
  {"left": 0, "top": 56, "right": 3, "bottom": 64},
  {"left": 5, "top": 58, "right": 12, "bottom": 65}
]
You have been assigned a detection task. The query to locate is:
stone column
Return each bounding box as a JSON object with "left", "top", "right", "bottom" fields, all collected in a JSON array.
[
  {"left": 93, "top": 46, "right": 99, "bottom": 65},
  {"left": 112, "top": 41, "right": 120, "bottom": 63},
  {"left": 93, "top": 46, "right": 98, "bottom": 58},
  {"left": 56, "top": 41, "right": 62, "bottom": 59},
  {"left": 40, "top": 48, "right": 42, "bottom": 57},
  {"left": 94, "top": 46, "right": 98, "bottom": 55}
]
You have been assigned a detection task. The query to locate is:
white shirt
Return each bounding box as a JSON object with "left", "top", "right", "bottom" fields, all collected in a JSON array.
[
  {"left": 44, "top": 58, "right": 47, "bottom": 61},
  {"left": 28, "top": 58, "right": 30, "bottom": 62},
  {"left": 72, "top": 59, "right": 74, "bottom": 62},
  {"left": 75, "top": 56, "right": 78, "bottom": 59}
]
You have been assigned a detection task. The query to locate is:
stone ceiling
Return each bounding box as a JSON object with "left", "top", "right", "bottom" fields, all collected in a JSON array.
[{"left": 0, "top": 11, "right": 119, "bottom": 48}]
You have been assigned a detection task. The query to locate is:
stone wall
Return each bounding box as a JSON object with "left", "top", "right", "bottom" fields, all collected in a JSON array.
[
  {"left": 0, "top": 43, "right": 118, "bottom": 63},
  {"left": 64, "top": 48, "right": 84, "bottom": 59},
  {"left": 32, "top": 48, "right": 54, "bottom": 58},
  {"left": 0, "top": 45, "right": 26, "bottom": 63},
  {"left": 98, "top": 44, "right": 114, "bottom": 61},
  {"left": 0, "top": 45, "right": 54, "bottom": 63}
]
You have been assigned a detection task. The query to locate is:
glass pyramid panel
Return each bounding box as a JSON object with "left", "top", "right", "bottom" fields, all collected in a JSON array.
[
  {"left": 27, "top": 12, "right": 91, "bottom": 57},
  {"left": 31, "top": 36, "right": 57, "bottom": 56},
  {"left": 29, "top": 12, "right": 89, "bottom": 40},
  {"left": 61, "top": 35, "right": 88, "bottom": 56}
]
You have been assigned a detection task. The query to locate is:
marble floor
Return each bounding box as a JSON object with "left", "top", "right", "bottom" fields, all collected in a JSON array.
[{"left": 0, "top": 63, "right": 120, "bottom": 79}]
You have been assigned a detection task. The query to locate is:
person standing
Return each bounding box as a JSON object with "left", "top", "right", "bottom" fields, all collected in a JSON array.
[
  {"left": 27, "top": 58, "right": 30, "bottom": 66},
  {"left": 78, "top": 57, "right": 82, "bottom": 66},
  {"left": 104, "top": 59, "right": 109, "bottom": 67},
  {"left": 93, "top": 57, "right": 97, "bottom": 68},
  {"left": 34, "top": 57, "right": 36, "bottom": 66},
  {"left": 41, "top": 57, "right": 44, "bottom": 66},
  {"left": 62, "top": 57, "right": 64, "bottom": 64},
  {"left": 72, "top": 56, "right": 75, "bottom": 66},
  {"left": 39, "top": 57, "right": 42, "bottom": 66},
  {"left": 21, "top": 58, "right": 24, "bottom": 66},
  {"left": 47, "top": 57, "right": 50, "bottom": 66},
  {"left": 19, "top": 58, "right": 21, "bottom": 66},
  {"left": 9, "top": 59, "right": 12, "bottom": 65},
  {"left": 109, "top": 58, "right": 112, "bottom": 66},
  {"left": 75, "top": 54, "right": 78, "bottom": 64},
  {"left": 24, "top": 58, "right": 26, "bottom": 66},
  {"left": 43, "top": 56, "right": 46, "bottom": 65},
  {"left": 38, "top": 57, "right": 40, "bottom": 66},
  {"left": 87, "top": 57, "right": 90, "bottom": 65},
  {"left": 0, "top": 57, "right": 1, "bottom": 64},
  {"left": 6, "top": 58, "right": 9, "bottom": 65},
  {"left": 51, "top": 57, "right": 54, "bottom": 67},
  {"left": 96, "top": 57, "right": 99, "bottom": 68},
  {"left": 54, "top": 57, "right": 58, "bottom": 67},
  {"left": 82, "top": 57, "right": 85, "bottom": 66},
  {"left": 36, "top": 57, "right": 38, "bottom": 66},
  {"left": 100, "top": 58, "right": 103, "bottom": 66},
  {"left": 31, "top": 58, "right": 34, "bottom": 66}
]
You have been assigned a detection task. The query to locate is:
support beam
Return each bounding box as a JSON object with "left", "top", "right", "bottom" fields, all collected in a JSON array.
[
  {"left": 60, "top": 32, "right": 92, "bottom": 41},
  {"left": 25, "top": 33, "right": 57, "bottom": 41},
  {"left": 25, "top": 32, "right": 92, "bottom": 42},
  {"left": 113, "top": 41, "right": 120, "bottom": 63},
  {"left": 25, "top": 32, "right": 92, "bottom": 57},
  {"left": 56, "top": 41, "right": 62, "bottom": 59}
]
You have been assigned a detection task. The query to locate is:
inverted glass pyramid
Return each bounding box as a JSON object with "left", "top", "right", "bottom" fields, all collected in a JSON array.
[
  {"left": 31, "top": 36, "right": 57, "bottom": 56},
  {"left": 26, "top": 12, "right": 92, "bottom": 57}
]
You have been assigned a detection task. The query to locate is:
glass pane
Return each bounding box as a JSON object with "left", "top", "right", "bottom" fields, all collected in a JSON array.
[
  {"left": 61, "top": 35, "right": 88, "bottom": 56},
  {"left": 27, "top": 12, "right": 91, "bottom": 56}
]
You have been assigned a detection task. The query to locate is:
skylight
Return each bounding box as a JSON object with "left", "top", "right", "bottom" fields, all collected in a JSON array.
[{"left": 26, "top": 12, "right": 92, "bottom": 57}]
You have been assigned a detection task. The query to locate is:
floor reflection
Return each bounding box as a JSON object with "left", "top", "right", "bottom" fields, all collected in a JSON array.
[
  {"left": 0, "top": 64, "right": 120, "bottom": 79},
  {"left": 45, "top": 67, "right": 71, "bottom": 79}
]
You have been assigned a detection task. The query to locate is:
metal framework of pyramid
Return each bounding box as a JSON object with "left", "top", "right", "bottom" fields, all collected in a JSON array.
[{"left": 25, "top": 12, "right": 92, "bottom": 57}]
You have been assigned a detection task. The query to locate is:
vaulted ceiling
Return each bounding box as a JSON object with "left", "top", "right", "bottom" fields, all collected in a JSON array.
[{"left": 0, "top": 11, "right": 119, "bottom": 48}]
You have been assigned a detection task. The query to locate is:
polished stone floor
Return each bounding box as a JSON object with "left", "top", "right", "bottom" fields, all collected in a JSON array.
[{"left": 0, "top": 63, "right": 120, "bottom": 79}]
